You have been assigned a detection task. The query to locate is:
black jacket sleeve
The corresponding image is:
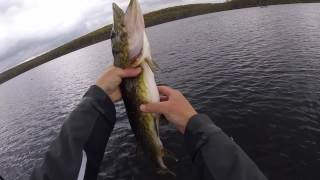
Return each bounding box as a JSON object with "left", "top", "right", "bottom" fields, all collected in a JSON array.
[
  {"left": 184, "top": 114, "right": 268, "bottom": 180},
  {"left": 30, "top": 85, "right": 116, "bottom": 180}
]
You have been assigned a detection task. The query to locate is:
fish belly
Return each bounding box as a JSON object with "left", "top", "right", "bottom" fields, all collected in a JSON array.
[{"left": 121, "top": 61, "right": 164, "bottom": 165}]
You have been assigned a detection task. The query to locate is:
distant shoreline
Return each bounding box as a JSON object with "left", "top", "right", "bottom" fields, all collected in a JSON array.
[{"left": 1, "top": 1, "right": 319, "bottom": 84}]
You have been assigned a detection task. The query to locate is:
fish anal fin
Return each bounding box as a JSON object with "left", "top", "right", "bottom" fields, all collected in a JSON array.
[
  {"left": 154, "top": 116, "right": 160, "bottom": 137},
  {"left": 156, "top": 168, "right": 177, "bottom": 178},
  {"left": 161, "top": 148, "right": 178, "bottom": 162}
]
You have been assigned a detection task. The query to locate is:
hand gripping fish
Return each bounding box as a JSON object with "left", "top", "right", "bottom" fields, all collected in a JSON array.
[{"left": 111, "top": 0, "right": 175, "bottom": 176}]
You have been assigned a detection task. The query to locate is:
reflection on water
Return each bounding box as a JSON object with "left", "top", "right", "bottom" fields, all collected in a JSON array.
[{"left": 1, "top": 3, "right": 320, "bottom": 180}]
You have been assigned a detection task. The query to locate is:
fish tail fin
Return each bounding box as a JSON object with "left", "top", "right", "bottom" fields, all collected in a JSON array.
[{"left": 156, "top": 167, "right": 177, "bottom": 178}]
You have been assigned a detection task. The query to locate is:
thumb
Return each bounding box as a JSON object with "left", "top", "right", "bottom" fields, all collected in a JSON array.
[
  {"left": 120, "top": 67, "right": 141, "bottom": 78},
  {"left": 140, "top": 102, "right": 166, "bottom": 113}
]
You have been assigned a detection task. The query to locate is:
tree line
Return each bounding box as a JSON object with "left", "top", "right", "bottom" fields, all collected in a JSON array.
[{"left": 227, "top": 0, "right": 319, "bottom": 8}]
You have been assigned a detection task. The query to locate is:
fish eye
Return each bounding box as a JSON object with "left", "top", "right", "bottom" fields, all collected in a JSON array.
[{"left": 121, "top": 32, "right": 127, "bottom": 39}]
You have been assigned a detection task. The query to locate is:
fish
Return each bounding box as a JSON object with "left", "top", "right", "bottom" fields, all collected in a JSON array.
[{"left": 111, "top": 0, "right": 175, "bottom": 176}]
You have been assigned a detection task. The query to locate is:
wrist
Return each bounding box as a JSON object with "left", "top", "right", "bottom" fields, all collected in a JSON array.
[
  {"left": 180, "top": 111, "right": 198, "bottom": 134},
  {"left": 92, "top": 84, "right": 116, "bottom": 102},
  {"left": 95, "top": 83, "right": 113, "bottom": 97},
  {"left": 85, "top": 85, "right": 110, "bottom": 103},
  {"left": 95, "top": 83, "right": 107, "bottom": 94}
]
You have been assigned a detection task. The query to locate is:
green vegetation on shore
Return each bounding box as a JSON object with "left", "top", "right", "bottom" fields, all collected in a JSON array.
[{"left": 1, "top": 0, "right": 319, "bottom": 84}]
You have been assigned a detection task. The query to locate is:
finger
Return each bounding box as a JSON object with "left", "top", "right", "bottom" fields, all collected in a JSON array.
[
  {"left": 157, "top": 83, "right": 168, "bottom": 86},
  {"left": 158, "top": 86, "right": 174, "bottom": 96},
  {"left": 160, "top": 95, "right": 168, "bottom": 102},
  {"left": 140, "top": 102, "right": 168, "bottom": 113},
  {"left": 119, "top": 67, "right": 141, "bottom": 78}
]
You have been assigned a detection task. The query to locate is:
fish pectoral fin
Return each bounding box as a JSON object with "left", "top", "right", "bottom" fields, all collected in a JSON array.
[
  {"left": 145, "top": 58, "right": 160, "bottom": 72},
  {"left": 162, "top": 148, "right": 179, "bottom": 162}
]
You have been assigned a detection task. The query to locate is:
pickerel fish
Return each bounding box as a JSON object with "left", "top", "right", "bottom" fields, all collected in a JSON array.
[{"left": 111, "top": 0, "right": 174, "bottom": 176}]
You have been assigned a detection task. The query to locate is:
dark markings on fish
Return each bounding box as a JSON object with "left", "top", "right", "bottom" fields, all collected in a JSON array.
[
  {"left": 110, "top": 31, "right": 116, "bottom": 39},
  {"left": 112, "top": 48, "right": 120, "bottom": 55}
]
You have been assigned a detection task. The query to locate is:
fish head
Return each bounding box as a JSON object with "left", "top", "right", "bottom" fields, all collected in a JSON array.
[{"left": 111, "top": 0, "right": 147, "bottom": 68}]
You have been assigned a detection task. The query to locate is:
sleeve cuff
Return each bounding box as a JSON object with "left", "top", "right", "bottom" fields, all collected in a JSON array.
[
  {"left": 184, "top": 114, "right": 221, "bottom": 161},
  {"left": 83, "top": 85, "right": 112, "bottom": 104},
  {"left": 83, "top": 85, "right": 116, "bottom": 125}
]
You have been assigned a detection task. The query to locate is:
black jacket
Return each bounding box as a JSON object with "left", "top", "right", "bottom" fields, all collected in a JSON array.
[{"left": 30, "top": 85, "right": 267, "bottom": 180}]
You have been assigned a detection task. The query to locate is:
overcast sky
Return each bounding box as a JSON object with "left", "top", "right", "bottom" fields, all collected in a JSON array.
[{"left": 0, "top": 0, "right": 222, "bottom": 72}]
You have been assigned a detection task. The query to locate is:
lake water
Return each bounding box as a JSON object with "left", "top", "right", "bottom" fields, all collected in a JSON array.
[{"left": 1, "top": 3, "right": 320, "bottom": 180}]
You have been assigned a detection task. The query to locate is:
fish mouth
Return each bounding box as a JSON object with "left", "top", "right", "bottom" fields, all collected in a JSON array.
[{"left": 124, "top": 0, "right": 145, "bottom": 61}]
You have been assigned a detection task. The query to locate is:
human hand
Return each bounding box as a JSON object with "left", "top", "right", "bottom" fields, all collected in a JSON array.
[
  {"left": 96, "top": 66, "right": 141, "bottom": 102},
  {"left": 140, "top": 86, "right": 197, "bottom": 134}
]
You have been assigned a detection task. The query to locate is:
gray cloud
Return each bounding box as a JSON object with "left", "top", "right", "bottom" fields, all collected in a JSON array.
[
  {"left": 0, "top": 21, "right": 88, "bottom": 72},
  {"left": 0, "top": 0, "right": 21, "bottom": 13},
  {"left": 0, "top": 0, "right": 221, "bottom": 72}
]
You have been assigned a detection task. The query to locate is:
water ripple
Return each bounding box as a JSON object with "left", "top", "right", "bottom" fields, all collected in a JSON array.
[{"left": 1, "top": 3, "right": 320, "bottom": 180}]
